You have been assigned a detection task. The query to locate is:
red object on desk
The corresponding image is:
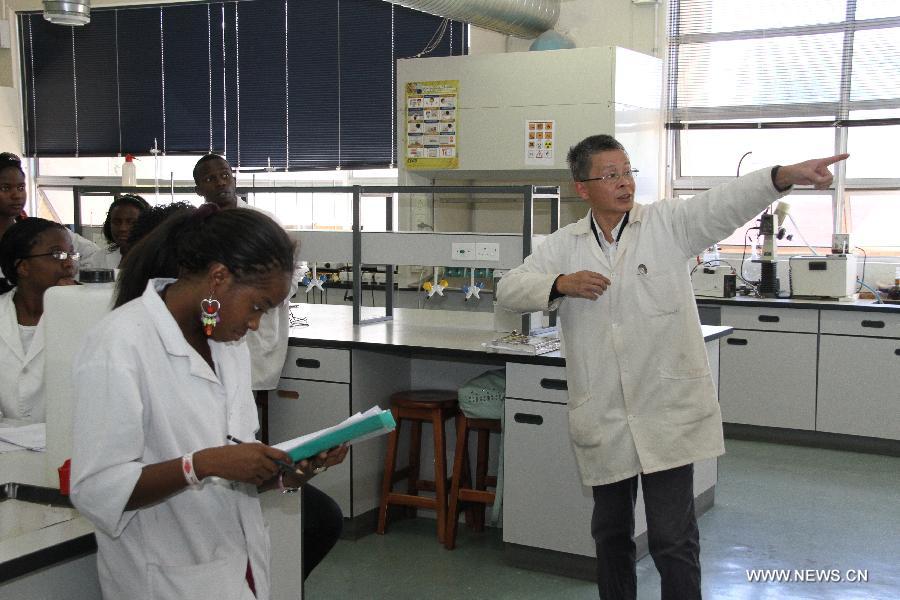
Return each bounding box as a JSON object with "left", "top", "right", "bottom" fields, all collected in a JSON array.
[{"left": 58, "top": 459, "right": 71, "bottom": 495}]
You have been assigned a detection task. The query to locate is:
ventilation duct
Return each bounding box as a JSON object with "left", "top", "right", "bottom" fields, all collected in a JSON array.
[
  {"left": 384, "top": 0, "right": 559, "bottom": 39},
  {"left": 43, "top": 0, "right": 90, "bottom": 26}
]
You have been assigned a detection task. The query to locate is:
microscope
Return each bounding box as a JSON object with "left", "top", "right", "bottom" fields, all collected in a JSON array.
[{"left": 757, "top": 201, "right": 791, "bottom": 297}]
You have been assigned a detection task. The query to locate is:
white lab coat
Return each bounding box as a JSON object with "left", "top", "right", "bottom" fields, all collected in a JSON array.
[
  {"left": 0, "top": 290, "right": 46, "bottom": 421},
  {"left": 237, "top": 198, "right": 299, "bottom": 391},
  {"left": 497, "top": 168, "right": 788, "bottom": 486},
  {"left": 81, "top": 246, "right": 121, "bottom": 270},
  {"left": 71, "top": 279, "right": 270, "bottom": 600}
]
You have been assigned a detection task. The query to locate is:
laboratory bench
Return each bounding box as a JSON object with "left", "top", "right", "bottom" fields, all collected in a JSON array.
[
  {"left": 272, "top": 304, "right": 731, "bottom": 579},
  {"left": 0, "top": 449, "right": 99, "bottom": 596},
  {"left": 696, "top": 296, "right": 900, "bottom": 451}
]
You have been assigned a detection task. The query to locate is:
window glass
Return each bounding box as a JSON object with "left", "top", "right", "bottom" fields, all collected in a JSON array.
[
  {"left": 848, "top": 192, "right": 900, "bottom": 247},
  {"left": 715, "top": 194, "right": 833, "bottom": 248},
  {"left": 855, "top": 1, "right": 900, "bottom": 20},
  {"left": 679, "top": 127, "right": 834, "bottom": 177},
  {"left": 850, "top": 27, "right": 900, "bottom": 102},
  {"left": 676, "top": 34, "right": 843, "bottom": 108},
  {"left": 677, "top": 0, "right": 845, "bottom": 35},
  {"left": 846, "top": 109, "right": 900, "bottom": 179}
]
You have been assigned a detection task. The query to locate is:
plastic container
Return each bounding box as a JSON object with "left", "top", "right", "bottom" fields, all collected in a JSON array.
[
  {"left": 58, "top": 459, "right": 71, "bottom": 495},
  {"left": 121, "top": 154, "right": 136, "bottom": 186}
]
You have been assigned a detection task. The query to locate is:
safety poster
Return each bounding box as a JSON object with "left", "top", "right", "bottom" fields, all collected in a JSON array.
[
  {"left": 405, "top": 80, "right": 459, "bottom": 169},
  {"left": 525, "top": 119, "right": 555, "bottom": 165}
]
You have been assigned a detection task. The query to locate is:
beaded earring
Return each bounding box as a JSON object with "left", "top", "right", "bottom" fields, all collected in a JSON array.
[{"left": 200, "top": 296, "right": 221, "bottom": 336}]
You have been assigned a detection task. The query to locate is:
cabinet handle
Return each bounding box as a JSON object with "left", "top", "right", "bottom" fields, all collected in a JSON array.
[
  {"left": 540, "top": 378, "right": 567, "bottom": 390},
  {"left": 513, "top": 413, "right": 544, "bottom": 426},
  {"left": 895, "top": 349, "right": 900, "bottom": 356},
  {"left": 295, "top": 358, "right": 321, "bottom": 369},
  {"left": 276, "top": 390, "right": 300, "bottom": 399},
  {"left": 727, "top": 338, "right": 748, "bottom": 346},
  {"left": 861, "top": 320, "right": 885, "bottom": 329},
  {"left": 758, "top": 315, "right": 780, "bottom": 323}
]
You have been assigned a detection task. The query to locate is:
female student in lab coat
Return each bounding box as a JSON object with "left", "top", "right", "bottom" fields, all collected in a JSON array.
[
  {"left": 70, "top": 205, "right": 347, "bottom": 599},
  {"left": 91, "top": 193, "right": 150, "bottom": 269},
  {"left": 0, "top": 151, "right": 102, "bottom": 276},
  {"left": 0, "top": 218, "right": 78, "bottom": 421}
]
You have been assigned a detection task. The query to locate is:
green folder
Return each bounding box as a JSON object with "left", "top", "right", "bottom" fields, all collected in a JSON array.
[{"left": 282, "top": 410, "right": 396, "bottom": 462}]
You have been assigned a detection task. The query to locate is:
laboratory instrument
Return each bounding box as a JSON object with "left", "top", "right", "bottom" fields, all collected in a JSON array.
[{"left": 789, "top": 254, "right": 858, "bottom": 300}]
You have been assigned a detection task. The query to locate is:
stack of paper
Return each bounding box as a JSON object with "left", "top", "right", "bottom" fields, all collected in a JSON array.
[
  {"left": 483, "top": 332, "right": 561, "bottom": 355},
  {"left": 273, "top": 406, "right": 396, "bottom": 462},
  {"left": 0, "top": 423, "right": 46, "bottom": 453}
]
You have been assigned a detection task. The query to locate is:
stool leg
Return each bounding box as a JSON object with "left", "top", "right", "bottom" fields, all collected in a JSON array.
[
  {"left": 377, "top": 415, "right": 402, "bottom": 535},
  {"left": 432, "top": 409, "right": 449, "bottom": 544},
  {"left": 474, "top": 428, "right": 490, "bottom": 531},
  {"left": 445, "top": 414, "right": 468, "bottom": 550},
  {"left": 407, "top": 421, "right": 422, "bottom": 518}
]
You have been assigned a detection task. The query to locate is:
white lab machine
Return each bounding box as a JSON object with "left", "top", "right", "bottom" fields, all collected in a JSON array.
[
  {"left": 789, "top": 254, "right": 858, "bottom": 300},
  {"left": 692, "top": 265, "right": 737, "bottom": 298}
]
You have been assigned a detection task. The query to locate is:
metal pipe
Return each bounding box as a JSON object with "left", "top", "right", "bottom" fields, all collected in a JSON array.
[{"left": 383, "top": 0, "right": 559, "bottom": 39}]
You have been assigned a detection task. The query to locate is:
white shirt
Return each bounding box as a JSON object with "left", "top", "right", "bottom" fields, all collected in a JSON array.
[
  {"left": 498, "top": 168, "right": 788, "bottom": 486},
  {"left": 71, "top": 279, "right": 269, "bottom": 600},
  {"left": 0, "top": 290, "right": 46, "bottom": 421},
  {"left": 591, "top": 212, "right": 626, "bottom": 263}
]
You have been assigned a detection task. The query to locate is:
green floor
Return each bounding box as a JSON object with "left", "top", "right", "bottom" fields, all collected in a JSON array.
[{"left": 304, "top": 440, "right": 899, "bottom": 599}]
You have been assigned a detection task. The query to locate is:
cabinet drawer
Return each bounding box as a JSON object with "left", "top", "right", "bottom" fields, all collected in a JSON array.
[
  {"left": 281, "top": 346, "right": 350, "bottom": 382},
  {"left": 721, "top": 306, "right": 818, "bottom": 333},
  {"left": 505, "top": 362, "right": 568, "bottom": 404},
  {"left": 819, "top": 310, "right": 900, "bottom": 339}
]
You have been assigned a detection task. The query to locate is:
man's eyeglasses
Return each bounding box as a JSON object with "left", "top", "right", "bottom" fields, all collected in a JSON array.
[
  {"left": 22, "top": 250, "right": 81, "bottom": 262},
  {"left": 579, "top": 169, "right": 640, "bottom": 184}
]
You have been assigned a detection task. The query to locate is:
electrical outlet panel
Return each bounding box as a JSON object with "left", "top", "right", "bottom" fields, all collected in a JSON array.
[
  {"left": 451, "top": 242, "right": 476, "bottom": 260},
  {"left": 476, "top": 243, "right": 500, "bottom": 262}
]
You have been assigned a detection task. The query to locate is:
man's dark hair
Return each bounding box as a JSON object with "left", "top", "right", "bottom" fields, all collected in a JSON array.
[
  {"left": 192, "top": 153, "right": 230, "bottom": 185},
  {"left": 126, "top": 201, "right": 194, "bottom": 249},
  {"left": 566, "top": 135, "right": 626, "bottom": 182}
]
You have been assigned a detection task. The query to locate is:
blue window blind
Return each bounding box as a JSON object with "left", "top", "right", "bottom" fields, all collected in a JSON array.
[{"left": 20, "top": 0, "right": 466, "bottom": 168}]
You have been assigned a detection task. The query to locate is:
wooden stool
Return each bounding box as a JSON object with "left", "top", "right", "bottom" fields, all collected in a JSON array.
[
  {"left": 445, "top": 414, "right": 502, "bottom": 550},
  {"left": 376, "top": 390, "right": 459, "bottom": 543}
]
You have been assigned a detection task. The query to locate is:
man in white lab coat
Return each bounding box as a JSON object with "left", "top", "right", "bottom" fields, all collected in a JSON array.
[{"left": 496, "top": 134, "right": 846, "bottom": 599}]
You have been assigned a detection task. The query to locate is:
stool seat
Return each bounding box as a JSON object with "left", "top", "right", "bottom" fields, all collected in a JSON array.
[
  {"left": 377, "top": 389, "right": 459, "bottom": 543},
  {"left": 389, "top": 389, "right": 458, "bottom": 410}
]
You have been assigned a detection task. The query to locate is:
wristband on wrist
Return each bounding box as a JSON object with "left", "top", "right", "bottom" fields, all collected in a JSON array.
[{"left": 182, "top": 453, "right": 202, "bottom": 489}]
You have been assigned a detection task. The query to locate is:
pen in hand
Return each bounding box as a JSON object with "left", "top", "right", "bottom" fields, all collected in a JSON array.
[{"left": 226, "top": 434, "right": 304, "bottom": 477}]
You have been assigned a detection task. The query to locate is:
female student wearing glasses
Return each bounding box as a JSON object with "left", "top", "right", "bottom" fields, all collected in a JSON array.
[
  {"left": 70, "top": 205, "right": 346, "bottom": 599},
  {"left": 0, "top": 217, "right": 78, "bottom": 421}
]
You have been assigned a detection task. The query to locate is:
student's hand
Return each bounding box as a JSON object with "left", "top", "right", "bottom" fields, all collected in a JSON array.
[
  {"left": 776, "top": 154, "right": 849, "bottom": 190},
  {"left": 556, "top": 270, "right": 611, "bottom": 300},
  {"left": 194, "top": 443, "right": 291, "bottom": 486},
  {"left": 297, "top": 444, "right": 349, "bottom": 475}
]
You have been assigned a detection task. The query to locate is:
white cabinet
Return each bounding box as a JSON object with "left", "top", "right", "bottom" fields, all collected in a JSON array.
[
  {"left": 269, "top": 347, "right": 352, "bottom": 515},
  {"left": 719, "top": 307, "right": 819, "bottom": 430},
  {"left": 503, "top": 363, "right": 649, "bottom": 557},
  {"left": 817, "top": 312, "right": 900, "bottom": 440}
]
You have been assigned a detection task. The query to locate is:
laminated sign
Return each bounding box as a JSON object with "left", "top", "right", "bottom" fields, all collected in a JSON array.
[{"left": 405, "top": 80, "right": 459, "bottom": 169}]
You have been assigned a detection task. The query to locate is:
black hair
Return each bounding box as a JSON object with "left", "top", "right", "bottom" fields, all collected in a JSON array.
[
  {"left": 0, "top": 152, "right": 25, "bottom": 177},
  {"left": 192, "top": 153, "right": 229, "bottom": 185},
  {"left": 0, "top": 217, "right": 67, "bottom": 293},
  {"left": 115, "top": 204, "right": 295, "bottom": 308},
  {"left": 566, "top": 135, "right": 626, "bottom": 182},
  {"left": 102, "top": 194, "right": 150, "bottom": 248},
  {"left": 126, "top": 200, "right": 194, "bottom": 249}
]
